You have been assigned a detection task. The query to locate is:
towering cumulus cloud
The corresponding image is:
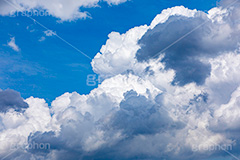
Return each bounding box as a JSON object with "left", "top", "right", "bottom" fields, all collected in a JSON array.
[{"left": 1, "top": 0, "right": 240, "bottom": 159}]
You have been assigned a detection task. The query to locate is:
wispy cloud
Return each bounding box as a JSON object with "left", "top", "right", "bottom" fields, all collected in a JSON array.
[
  {"left": 38, "top": 36, "right": 46, "bottom": 42},
  {"left": 44, "top": 30, "right": 56, "bottom": 37},
  {"left": 7, "top": 37, "right": 20, "bottom": 52}
]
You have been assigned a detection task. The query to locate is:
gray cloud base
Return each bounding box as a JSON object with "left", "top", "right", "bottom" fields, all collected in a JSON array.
[{"left": 0, "top": 89, "right": 28, "bottom": 112}]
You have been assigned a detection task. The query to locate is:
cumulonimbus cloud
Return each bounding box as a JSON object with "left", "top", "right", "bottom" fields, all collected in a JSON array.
[{"left": 1, "top": 0, "right": 240, "bottom": 159}]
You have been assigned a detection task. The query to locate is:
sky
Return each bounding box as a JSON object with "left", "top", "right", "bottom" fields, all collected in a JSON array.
[
  {"left": 1, "top": 0, "right": 240, "bottom": 160},
  {"left": 0, "top": 0, "right": 218, "bottom": 103}
]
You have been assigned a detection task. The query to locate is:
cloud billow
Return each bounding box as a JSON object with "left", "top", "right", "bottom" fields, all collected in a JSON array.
[
  {"left": 2, "top": 0, "right": 240, "bottom": 160},
  {"left": 111, "top": 90, "right": 184, "bottom": 135},
  {"left": 136, "top": 12, "right": 240, "bottom": 85}
]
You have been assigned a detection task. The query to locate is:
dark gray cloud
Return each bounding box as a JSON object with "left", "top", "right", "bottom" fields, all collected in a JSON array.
[
  {"left": 26, "top": 91, "right": 186, "bottom": 160},
  {"left": 0, "top": 89, "right": 28, "bottom": 112},
  {"left": 136, "top": 5, "right": 240, "bottom": 86},
  {"left": 111, "top": 90, "right": 184, "bottom": 135},
  {"left": 23, "top": 89, "right": 240, "bottom": 160}
]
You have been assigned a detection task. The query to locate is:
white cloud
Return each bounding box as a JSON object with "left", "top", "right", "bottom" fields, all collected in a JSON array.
[
  {"left": 38, "top": 36, "right": 46, "bottom": 42},
  {"left": 1, "top": 1, "right": 240, "bottom": 160},
  {"left": 149, "top": 6, "right": 197, "bottom": 29},
  {"left": 44, "top": 30, "right": 56, "bottom": 37},
  {"left": 0, "top": 0, "right": 128, "bottom": 21},
  {"left": 39, "top": 30, "right": 56, "bottom": 42},
  {"left": 91, "top": 6, "right": 199, "bottom": 79},
  {"left": 91, "top": 25, "right": 149, "bottom": 78},
  {"left": 104, "top": 0, "right": 127, "bottom": 5},
  {"left": 7, "top": 37, "right": 20, "bottom": 52},
  {"left": 0, "top": 97, "right": 52, "bottom": 157}
]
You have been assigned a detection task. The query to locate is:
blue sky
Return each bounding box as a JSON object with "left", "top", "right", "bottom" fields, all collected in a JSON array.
[
  {"left": 2, "top": 0, "right": 240, "bottom": 159},
  {"left": 0, "top": 0, "right": 218, "bottom": 103}
]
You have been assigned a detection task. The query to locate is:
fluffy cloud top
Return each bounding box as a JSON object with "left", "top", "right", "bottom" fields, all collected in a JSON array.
[
  {"left": 92, "top": 4, "right": 240, "bottom": 85},
  {"left": 91, "top": 6, "right": 200, "bottom": 78},
  {"left": 1, "top": 0, "right": 240, "bottom": 159},
  {"left": 0, "top": 0, "right": 128, "bottom": 21}
]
